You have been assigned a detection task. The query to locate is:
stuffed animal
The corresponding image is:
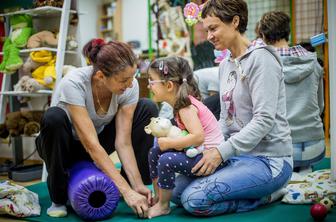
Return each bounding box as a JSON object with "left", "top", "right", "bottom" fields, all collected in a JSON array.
[
  {"left": 144, "top": 117, "right": 201, "bottom": 158},
  {"left": 0, "top": 110, "right": 44, "bottom": 138},
  {"left": 14, "top": 75, "right": 45, "bottom": 93},
  {"left": 27, "top": 30, "right": 58, "bottom": 49},
  {"left": 66, "top": 35, "right": 78, "bottom": 50},
  {"left": 0, "top": 14, "right": 33, "bottom": 74},
  {"left": 33, "top": 0, "right": 64, "bottom": 8},
  {"left": 19, "top": 50, "right": 53, "bottom": 77}
]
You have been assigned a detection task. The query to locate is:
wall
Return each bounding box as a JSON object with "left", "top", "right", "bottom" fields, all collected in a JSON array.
[{"left": 122, "top": 0, "right": 148, "bottom": 50}]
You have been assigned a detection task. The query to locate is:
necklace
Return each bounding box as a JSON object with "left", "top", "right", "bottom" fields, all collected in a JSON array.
[{"left": 94, "top": 84, "right": 108, "bottom": 114}]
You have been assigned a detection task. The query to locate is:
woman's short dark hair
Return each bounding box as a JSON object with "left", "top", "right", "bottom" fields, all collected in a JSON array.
[
  {"left": 82, "top": 39, "right": 136, "bottom": 77},
  {"left": 259, "top": 11, "right": 290, "bottom": 44},
  {"left": 201, "top": 0, "right": 248, "bottom": 34}
]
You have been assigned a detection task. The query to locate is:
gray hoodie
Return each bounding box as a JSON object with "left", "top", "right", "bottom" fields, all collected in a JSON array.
[
  {"left": 217, "top": 41, "right": 292, "bottom": 161},
  {"left": 281, "top": 51, "right": 324, "bottom": 143}
]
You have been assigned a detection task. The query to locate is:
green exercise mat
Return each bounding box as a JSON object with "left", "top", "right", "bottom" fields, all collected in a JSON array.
[{"left": 14, "top": 158, "right": 336, "bottom": 221}]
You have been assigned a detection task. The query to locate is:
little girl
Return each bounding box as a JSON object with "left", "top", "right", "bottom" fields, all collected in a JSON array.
[{"left": 147, "top": 56, "right": 224, "bottom": 218}]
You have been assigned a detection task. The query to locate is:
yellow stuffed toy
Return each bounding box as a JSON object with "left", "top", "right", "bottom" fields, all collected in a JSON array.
[{"left": 31, "top": 53, "right": 56, "bottom": 89}]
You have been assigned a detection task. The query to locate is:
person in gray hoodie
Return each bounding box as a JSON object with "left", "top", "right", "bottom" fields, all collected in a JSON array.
[
  {"left": 259, "top": 11, "right": 325, "bottom": 174},
  {"left": 170, "top": 0, "right": 293, "bottom": 216}
]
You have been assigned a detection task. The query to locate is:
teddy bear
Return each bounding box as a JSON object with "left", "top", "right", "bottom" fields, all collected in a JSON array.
[
  {"left": 0, "top": 14, "right": 33, "bottom": 74},
  {"left": 14, "top": 75, "right": 45, "bottom": 93},
  {"left": 27, "top": 30, "right": 58, "bottom": 49},
  {"left": 144, "top": 117, "right": 201, "bottom": 158},
  {"left": 0, "top": 110, "right": 44, "bottom": 138}
]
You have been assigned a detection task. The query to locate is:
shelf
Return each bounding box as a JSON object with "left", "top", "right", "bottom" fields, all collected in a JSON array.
[
  {"left": 0, "top": 6, "right": 77, "bottom": 17},
  {"left": 0, "top": 47, "right": 77, "bottom": 55},
  {"left": 0, "top": 90, "right": 52, "bottom": 97}
]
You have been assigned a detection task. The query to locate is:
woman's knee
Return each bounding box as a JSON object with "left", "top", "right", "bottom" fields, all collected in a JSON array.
[
  {"left": 180, "top": 185, "right": 207, "bottom": 215},
  {"left": 41, "top": 107, "right": 69, "bottom": 128},
  {"left": 137, "top": 98, "right": 158, "bottom": 119}
]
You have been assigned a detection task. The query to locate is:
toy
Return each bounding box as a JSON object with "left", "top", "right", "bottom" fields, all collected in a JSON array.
[
  {"left": 33, "top": 0, "right": 64, "bottom": 8},
  {"left": 14, "top": 75, "right": 45, "bottom": 93},
  {"left": 19, "top": 50, "right": 53, "bottom": 77},
  {"left": 0, "top": 14, "right": 33, "bottom": 74},
  {"left": 66, "top": 35, "right": 78, "bottom": 50},
  {"left": 183, "top": 2, "right": 200, "bottom": 26},
  {"left": 68, "top": 161, "right": 119, "bottom": 220},
  {"left": 310, "top": 203, "right": 328, "bottom": 221},
  {"left": 0, "top": 110, "right": 44, "bottom": 138},
  {"left": 27, "top": 30, "right": 58, "bottom": 49},
  {"left": 144, "top": 117, "right": 201, "bottom": 158},
  {"left": 319, "top": 197, "right": 334, "bottom": 211},
  {"left": 183, "top": 2, "right": 204, "bottom": 26}
]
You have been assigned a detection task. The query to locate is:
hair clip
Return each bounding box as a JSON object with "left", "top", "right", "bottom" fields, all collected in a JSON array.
[
  {"left": 163, "top": 65, "right": 169, "bottom": 75},
  {"left": 159, "top": 61, "right": 164, "bottom": 71},
  {"left": 92, "top": 38, "right": 105, "bottom": 48}
]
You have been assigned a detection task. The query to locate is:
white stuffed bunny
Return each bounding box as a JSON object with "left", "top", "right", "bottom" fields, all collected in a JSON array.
[{"left": 144, "top": 117, "right": 201, "bottom": 158}]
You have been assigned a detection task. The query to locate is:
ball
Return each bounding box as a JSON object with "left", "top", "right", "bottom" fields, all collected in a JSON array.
[{"left": 310, "top": 203, "right": 328, "bottom": 221}]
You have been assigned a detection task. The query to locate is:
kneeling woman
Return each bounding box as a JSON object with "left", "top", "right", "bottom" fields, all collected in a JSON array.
[{"left": 36, "top": 39, "right": 157, "bottom": 218}]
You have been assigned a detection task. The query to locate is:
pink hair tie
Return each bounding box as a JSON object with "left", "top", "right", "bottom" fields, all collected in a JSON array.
[{"left": 92, "top": 38, "right": 105, "bottom": 48}]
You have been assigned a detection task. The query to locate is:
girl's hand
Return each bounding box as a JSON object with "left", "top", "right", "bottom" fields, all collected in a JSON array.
[
  {"left": 123, "top": 189, "right": 149, "bottom": 218},
  {"left": 134, "top": 184, "right": 152, "bottom": 205},
  {"left": 191, "top": 148, "right": 222, "bottom": 176},
  {"left": 157, "top": 137, "right": 171, "bottom": 151}
]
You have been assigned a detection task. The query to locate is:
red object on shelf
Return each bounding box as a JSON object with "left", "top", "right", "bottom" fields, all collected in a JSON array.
[{"left": 310, "top": 203, "right": 328, "bottom": 221}]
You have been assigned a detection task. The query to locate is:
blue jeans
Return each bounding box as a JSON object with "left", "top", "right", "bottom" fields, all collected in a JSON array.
[
  {"left": 172, "top": 155, "right": 292, "bottom": 216},
  {"left": 293, "top": 139, "right": 325, "bottom": 168}
]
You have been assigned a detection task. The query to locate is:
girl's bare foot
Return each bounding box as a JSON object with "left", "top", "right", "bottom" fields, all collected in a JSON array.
[
  {"left": 151, "top": 196, "right": 159, "bottom": 206},
  {"left": 148, "top": 202, "right": 170, "bottom": 219}
]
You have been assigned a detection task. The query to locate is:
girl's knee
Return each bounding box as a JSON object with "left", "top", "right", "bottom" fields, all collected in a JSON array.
[{"left": 148, "top": 140, "right": 161, "bottom": 158}]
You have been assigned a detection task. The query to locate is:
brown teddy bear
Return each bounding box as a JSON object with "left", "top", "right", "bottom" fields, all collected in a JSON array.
[
  {"left": 27, "top": 31, "right": 58, "bottom": 49},
  {"left": 0, "top": 110, "right": 44, "bottom": 138}
]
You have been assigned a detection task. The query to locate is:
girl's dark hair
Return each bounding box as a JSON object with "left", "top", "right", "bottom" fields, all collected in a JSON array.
[
  {"left": 201, "top": 0, "right": 248, "bottom": 34},
  {"left": 148, "top": 56, "right": 201, "bottom": 115},
  {"left": 82, "top": 38, "right": 137, "bottom": 77},
  {"left": 258, "top": 11, "right": 290, "bottom": 44}
]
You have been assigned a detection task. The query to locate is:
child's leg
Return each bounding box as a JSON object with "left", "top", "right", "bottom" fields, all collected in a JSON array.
[
  {"left": 148, "top": 187, "right": 172, "bottom": 218},
  {"left": 149, "top": 151, "right": 203, "bottom": 218},
  {"left": 152, "top": 178, "right": 160, "bottom": 205},
  {"left": 148, "top": 138, "right": 164, "bottom": 203}
]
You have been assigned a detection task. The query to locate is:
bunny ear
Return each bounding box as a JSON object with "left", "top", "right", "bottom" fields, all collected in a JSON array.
[{"left": 144, "top": 126, "right": 151, "bottom": 134}]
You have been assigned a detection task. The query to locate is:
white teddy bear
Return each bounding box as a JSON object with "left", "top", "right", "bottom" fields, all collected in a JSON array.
[{"left": 144, "top": 117, "right": 201, "bottom": 158}]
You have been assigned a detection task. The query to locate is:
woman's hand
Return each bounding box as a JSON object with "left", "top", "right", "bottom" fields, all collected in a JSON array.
[
  {"left": 123, "top": 189, "right": 149, "bottom": 218},
  {"left": 134, "top": 184, "right": 152, "bottom": 205},
  {"left": 191, "top": 148, "right": 223, "bottom": 176}
]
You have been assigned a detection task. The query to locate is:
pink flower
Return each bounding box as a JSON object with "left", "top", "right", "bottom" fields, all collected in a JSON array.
[{"left": 183, "top": 2, "right": 199, "bottom": 19}]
